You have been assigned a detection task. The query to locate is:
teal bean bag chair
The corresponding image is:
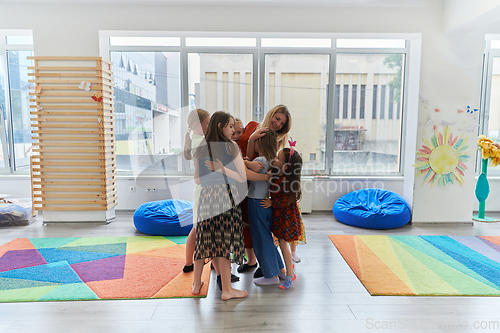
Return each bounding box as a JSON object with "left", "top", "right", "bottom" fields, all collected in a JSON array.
[
  {"left": 134, "top": 199, "right": 193, "bottom": 236},
  {"left": 332, "top": 188, "right": 411, "bottom": 229}
]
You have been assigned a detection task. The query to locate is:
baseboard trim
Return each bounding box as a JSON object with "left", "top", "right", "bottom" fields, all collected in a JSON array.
[{"left": 411, "top": 222, "right": 473, "bottom": 226}]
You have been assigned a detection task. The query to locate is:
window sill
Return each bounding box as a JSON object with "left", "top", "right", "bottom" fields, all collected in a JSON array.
[
  {"left": 5, "top": 174, "right": 500, "bottom": 182},
  {"left": 305, "top": 175, "right": 404, "bottom": 181}
]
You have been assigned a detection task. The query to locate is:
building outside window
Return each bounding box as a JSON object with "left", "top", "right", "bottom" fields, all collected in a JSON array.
[
  {"left": 110, "top": 51, "right": 181, "bottom": 173},
  {"left": 105, "top": 34, "right": 410, "bottom": 177},
  {"left": 333, "top": 53, "right": 404, "bottom": 174},
  {"left": 1, "top": 33, "right": 414, "bottom": 177},
  {"left": 0, "top": 36, "right": 33, "bottom": 173}
]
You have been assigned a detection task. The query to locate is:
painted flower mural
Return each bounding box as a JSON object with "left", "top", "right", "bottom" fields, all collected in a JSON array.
[{"left": 413, "top": 126, "right": 473, "bottom": 188}]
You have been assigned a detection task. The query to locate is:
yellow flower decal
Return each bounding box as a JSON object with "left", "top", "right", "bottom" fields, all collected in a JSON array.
[{"left": 478, "top": 135, "right": 500, "bottom": 167}]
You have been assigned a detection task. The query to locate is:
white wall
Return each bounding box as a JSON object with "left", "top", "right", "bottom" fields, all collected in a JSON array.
[
  {"left": 0, "top": 176, "right": 32, "bottom": 200},
  {"left": 444, "top": 0, "right": 500, "bottom": 33},
  {"left": 1, "top": 1, "right": 499, "bottom": 222},
  {"left": 0, "top": 175, "right": 196, "bottom": 211},
  {"left": 1, "top": 4, "right": 445, "bottom": 56},
  {"left": 6, "top": 174, "right": 500, "bottom": 213},
  {"left": 0, "top": 174, "right": 403, "bottom": 211}
]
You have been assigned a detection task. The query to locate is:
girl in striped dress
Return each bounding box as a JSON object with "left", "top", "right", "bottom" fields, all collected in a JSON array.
[{"left": 192, "top": 111, "right": 248, "bottom": 300}]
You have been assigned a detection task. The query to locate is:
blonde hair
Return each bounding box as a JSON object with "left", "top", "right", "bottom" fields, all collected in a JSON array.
[
  {"left": 184, "top": 109, "right": 210, "bottom": 160},
  {"left": 234, "top": 117, "right": 243, "bottom": 127},
  {"left": 261, "top": 105, "right": 291, "bottom": 150}
]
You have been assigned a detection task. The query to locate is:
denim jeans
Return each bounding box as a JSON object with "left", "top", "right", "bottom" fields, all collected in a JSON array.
[{"left": 248, "top": 197, "right": 284, "bottom": 278}]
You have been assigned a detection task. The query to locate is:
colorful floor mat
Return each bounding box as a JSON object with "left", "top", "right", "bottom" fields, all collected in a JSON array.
[
  {"left": 0, "top": 236, "right": 211, "bottom": 302},
  {"left": 329, "top": 235, "right": 500, "bottom": 296}
]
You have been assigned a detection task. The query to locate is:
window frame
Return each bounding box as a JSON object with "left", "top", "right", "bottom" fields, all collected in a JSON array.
[
  {"left": 479, "top": 36, "right": 500, "bottom": 177},
  {"left": 98, "top": 31, "right": 418, "bottom": 177},
  {"left": 184, "top": 48, "right": 259, "bottom": 174},
  {"left": 333, "top": 48, "right": 410, "bottom": 176},
  {"left": 0, "top": 31, "right": 33, "bottom": 175}
]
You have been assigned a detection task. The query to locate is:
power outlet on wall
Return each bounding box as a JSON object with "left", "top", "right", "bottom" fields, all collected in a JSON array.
[
  {"left": 146, "top": 188, "right": 157, "bottom": 192},
  {"left": 129, "top": 186, "right": 136, "bottom": 192}
]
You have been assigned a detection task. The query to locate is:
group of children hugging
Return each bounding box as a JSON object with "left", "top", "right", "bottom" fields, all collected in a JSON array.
[{"left": 182, "top": 105, "right": 305, "bottom": 301}]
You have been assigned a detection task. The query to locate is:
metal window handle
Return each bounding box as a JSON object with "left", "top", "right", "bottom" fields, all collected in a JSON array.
[{"left": 254, "top": 105, "right": 263, "bottom": 122}]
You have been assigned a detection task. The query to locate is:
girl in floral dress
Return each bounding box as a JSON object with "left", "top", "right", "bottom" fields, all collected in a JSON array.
[{"left": 261, "top": 147, "right": 303, "bottom": 290}]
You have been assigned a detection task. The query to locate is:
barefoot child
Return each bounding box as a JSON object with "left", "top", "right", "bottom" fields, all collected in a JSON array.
[
  {"left": 192, "top": 111, "right": 248, "bottom": 300},
  {"left": 262, "top": 145, "right": 303, "bottom": 289}
]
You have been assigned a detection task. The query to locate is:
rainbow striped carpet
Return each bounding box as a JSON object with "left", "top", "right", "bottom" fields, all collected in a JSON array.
[
  {"left": 329, "top": 235, "right": 500, "bottom": 296},
  {"left": 0, "top": 236, "right": 210, "bottom": 302}
]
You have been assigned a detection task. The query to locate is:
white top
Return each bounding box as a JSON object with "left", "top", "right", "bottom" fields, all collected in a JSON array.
[{"left": 192, "top": 134, "right": 204, "bottom": 156}]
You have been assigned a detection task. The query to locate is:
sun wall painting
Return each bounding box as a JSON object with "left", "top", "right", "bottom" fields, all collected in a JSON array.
[{"left": 413, "top": 126, "right": 474, "bottom": 188}]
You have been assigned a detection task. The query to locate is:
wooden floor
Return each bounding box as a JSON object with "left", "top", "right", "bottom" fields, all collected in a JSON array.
[{"left": 2, "top": 211, "right": 500, "bottom": 333}]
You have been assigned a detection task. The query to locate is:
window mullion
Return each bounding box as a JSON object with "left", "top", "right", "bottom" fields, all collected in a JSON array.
[
  {"left": 181, "top": 39, "right": 190, "bottom": 175},
  {"left": 399, "top": 51, "right": 411, "bottom": 175},
  {"left": 326, "top": 48, "right": 337, "bottom": 175},
  {"left": 478, "top": 49, "right": 500, "bottom": 176},
  {"left": 2, "top": 51, "right": 14, "bottom": 173}
]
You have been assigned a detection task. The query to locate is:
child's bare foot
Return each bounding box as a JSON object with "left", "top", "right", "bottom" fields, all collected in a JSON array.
[
  {"left": 192, "top": 280, "right": 204, "bottom": 294},
  {"left": 221, "top": 287, "right": 248, "bottom": 301}
]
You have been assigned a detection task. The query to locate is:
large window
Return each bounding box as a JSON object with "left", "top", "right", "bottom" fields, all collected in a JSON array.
[
  {"left": 100, "top": 33, "right": 412, "bottom": 176},
  {"left": 0, "top": 59, "right": 7, "bottom": 172},
  {"left": 188, "top": 53, "right": 254, "bottom": 126},
  {"left": 0, "top": 33, "right": 33, "bottom": 174},
  {"left": 333, "top": 53, "right": 404, "bottom": 174},
  {"left": 8, "top": 50, "right": 33, "bottom": 170},
  {"left": 264, "top": 54, "right": 329, "bottom": 171},
  {"left": 0, "top": 33, "right": 414, "bottom": 177},
  {"left": 110, "top": 51, "right": 181, "bottom": 173}
]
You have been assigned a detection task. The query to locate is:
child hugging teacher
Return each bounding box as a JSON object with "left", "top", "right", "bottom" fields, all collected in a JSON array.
[{"left": 235, "top": 105, "right": 292, "bottom": 277}]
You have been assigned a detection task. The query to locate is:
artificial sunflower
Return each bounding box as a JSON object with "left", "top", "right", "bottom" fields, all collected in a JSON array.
[{"left": 478, "top": 135, "right": 500, "bottom": 167}]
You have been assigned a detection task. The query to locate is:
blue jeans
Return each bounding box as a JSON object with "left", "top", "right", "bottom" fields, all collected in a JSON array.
[{"left": 248, "top": 198, "right": 284, "bottom": 278}]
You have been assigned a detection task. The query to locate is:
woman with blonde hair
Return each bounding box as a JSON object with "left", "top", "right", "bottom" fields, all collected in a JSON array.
[{"left": 240, "top": 105, "right": 291, "bottom": 160}]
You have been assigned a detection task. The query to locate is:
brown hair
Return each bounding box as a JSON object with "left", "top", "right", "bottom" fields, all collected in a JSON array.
[
  {"left": 257, "top": 129, "right": 278, "bottom": 164},
  {"left": 195, "top": 111, "right": 239, "bottom": 160},
  {"left": 261, "top": 105, "right": 292, "bottom": 150},
  {"left": 183, "top": 109, "right": 210, "bottom": 160},
  {"left": 282, "top": 148, "right": 302, "bottom": 203}
]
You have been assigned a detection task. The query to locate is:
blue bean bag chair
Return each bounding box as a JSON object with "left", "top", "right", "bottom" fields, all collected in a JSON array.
[
  {"left": 134, "top": 199, "right": 193, "bottom": 236},
  {"left": 332, "top": 189, "right": 411, "bottom": 229}
]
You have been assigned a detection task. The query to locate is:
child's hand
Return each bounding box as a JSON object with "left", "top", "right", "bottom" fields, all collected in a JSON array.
[
  {"left": 246, "top": 160, "right": 264, "bottom": 172},
  {"left": 249, "top": 127, "right": 269, "bottom": 142},
  {"left": 266, "top": 171, "right": 273, "bottom": 183},
  {"left": 205, "top": 159, "right": 224, "bottom": 172},
  {"left": 261, "top": 198, "right": 272, "bottom": 208}
]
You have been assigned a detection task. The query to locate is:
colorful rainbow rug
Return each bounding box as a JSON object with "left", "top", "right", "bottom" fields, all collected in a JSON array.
[
  {"left": 329, "top": 235, "right": 500, "bottom": 296},
  {"left": 0, "top": 236, "right": 211, "bottom": 302}
]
